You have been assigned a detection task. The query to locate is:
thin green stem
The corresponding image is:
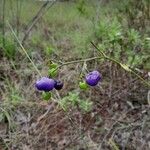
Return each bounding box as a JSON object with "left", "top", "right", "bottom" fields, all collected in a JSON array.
[
  {"left": 7, "top": 21, "right": 42, "bottom": 77},
  {"left": 106, "top": 56, "right": 150, "bottom": 86},
  {"left": 91, "top": 41, "right": 106, "bottom": 57},
  {"left": 130, "top": 70, "right": 150, "bottom": 86},
  {"left": 54, "top": 56, "right": 102, "bottom": 71},
  {"left": 91, "top": 42, "right": 150, "bottom": 87}
]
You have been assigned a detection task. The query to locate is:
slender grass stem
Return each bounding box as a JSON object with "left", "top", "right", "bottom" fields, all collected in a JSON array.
[
  {"left": 8, "top": 22, "right": 42, "bottom": 77},
  {"left": 53, "top": 56, "right": 102, "bottom": 72}
]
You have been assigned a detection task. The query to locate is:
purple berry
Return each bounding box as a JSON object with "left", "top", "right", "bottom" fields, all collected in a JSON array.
[
  {"left": 35, "top": 77, "right": 55, "bottom": 92},
  {"left": 85, "top": 70, "right": 101, "bottom": 86},
  {"left": 54, "top": 80, "right": 63, "bottom": 90},
  {"left": 91, "top": 70, "right": 101, "bottom": 82}
]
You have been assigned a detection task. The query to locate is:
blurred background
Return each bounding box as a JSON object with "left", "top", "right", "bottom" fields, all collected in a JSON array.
[{"left": 0, "top": 0, "right": 150, "bottom": 149}]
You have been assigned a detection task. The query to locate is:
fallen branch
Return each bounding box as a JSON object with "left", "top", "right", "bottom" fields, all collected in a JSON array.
[{"left": 22, "top": 1, "right": 56, "bottom": 45}]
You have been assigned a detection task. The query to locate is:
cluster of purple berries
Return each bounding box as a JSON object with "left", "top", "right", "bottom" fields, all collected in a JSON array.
[
  {"left": 35, "top": 77, "right": 63, "bottom": 92},
  {"left": 35, "top": 70, "right": 101, "bottom": 93}
]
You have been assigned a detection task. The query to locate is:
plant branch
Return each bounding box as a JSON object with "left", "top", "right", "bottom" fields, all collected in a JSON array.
[
  {"left": 53, "top": 56, "right": 102, "bottom": 71},
  {"left": 91, "top": 41, "right": 150, "bottom": 87},
  {"left": 8, "top": 22, "right": 42, "bottom": 77},
  {"left": 22, "top": 1, "right": 56, "bottom": 45},
  {"left": 91, "top": 41, "right": 106, "bottom": 57}
]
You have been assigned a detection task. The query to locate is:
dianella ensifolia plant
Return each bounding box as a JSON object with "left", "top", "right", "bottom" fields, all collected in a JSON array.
[
  {"left": 35, "top": 41, "right": 149, "bottom": 101},
  {"left": 8, "top": 17, "right": 150, "bottom": 113}
]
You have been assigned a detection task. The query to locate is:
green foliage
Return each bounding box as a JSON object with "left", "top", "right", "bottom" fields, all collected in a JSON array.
[
  {"left": 48, "top": 62, "right": 58, "bottom": 77},
  {"left": 78, "top": 99, "right": 93, "bottom": 113},
  {"left": 49, "top": 63, "right": 58, "bottom": 69},
  {"left": 0, "top": 112, "right": 4, "bottom": 122},
  {"left": 95, "top": 18, "right": 122, "bottom": 43},
  {"left": 95, "top": 17, "right": 150, "bottom": 69},
  {"left": 4, "top": 79, "right": 23, "bottom": 105},
  {"left": 127, "top": 29, "right": 140, "bottom": 44},
  {"left": 0, "top": 107, "right": 11, "bottom": 129},
  {"left": 79, "top": 81, "right": 88, "bottom": 90},
  {"left": 59, "top": 92, "right": 93, "bottom": 113},
  {"left": 0, "top": 79, "right": 23, "bottom": 131},
  {"left": 48, "top": 68, "right": 57, "bottom": 77},
  {"left": 44, "top": 45, "right": 54, "bottom": 56},
  {"left": 0, "top": 34, "right": 16, "bottom": 59},
  {"left": 116, "top": 0, "right": 150, "bottom": 30},
  {"left": 76, "top": 0, "right": 87, "bottom": 15},
  {"left": 8, "top": 87, "right": 22, "bottom": 105},
  {"left": 42, "top": 92, "right": 51, "bottom": 101}
]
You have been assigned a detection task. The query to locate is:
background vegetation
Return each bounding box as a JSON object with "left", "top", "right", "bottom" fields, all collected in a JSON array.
[{"left": 0, "top": 0, "right": 150, "bottom": 149}]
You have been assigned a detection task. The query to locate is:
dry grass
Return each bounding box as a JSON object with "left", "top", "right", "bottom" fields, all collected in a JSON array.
[{"left": 0, "top": 0, "right": 150, "bottom": 150}]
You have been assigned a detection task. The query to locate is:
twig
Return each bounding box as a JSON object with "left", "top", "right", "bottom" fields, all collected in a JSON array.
[
  {"left": 8, "top": 22, "right": 42, "bottom": 77},
  {"left": 98, "top": 120, "right": 119, "bottom": 150},
  {"left": 24, "top": 1, "right": 49, "bottom": 30},
  {"left": 22, "top": 1, "right": 56, "bottom": 45},
  {"left": 91, "top": 42, "right": 150, "bottom": 87},
  {"left": 108, "top": 138, "right": 120, "bottom": 150},
  {"left": 52, "top": 56, "right": 102, "bottom": 74},
  {"left": 91, "top": 41, "right": 106, "bottom": 57},
  {"left": 57, "top": 56, "right": 101, "bottom": 68}
]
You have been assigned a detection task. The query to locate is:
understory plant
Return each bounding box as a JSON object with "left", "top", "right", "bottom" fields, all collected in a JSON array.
[{"left": 7, "top": 1, "right": 150, "bottom": 113}]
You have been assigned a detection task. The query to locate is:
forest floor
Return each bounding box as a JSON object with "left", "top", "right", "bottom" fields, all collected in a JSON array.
[{"left": 0, "top": 0, "right": 150, "bottom": 150}]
